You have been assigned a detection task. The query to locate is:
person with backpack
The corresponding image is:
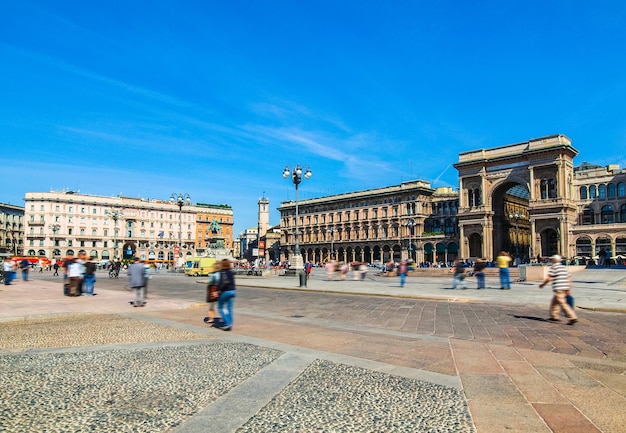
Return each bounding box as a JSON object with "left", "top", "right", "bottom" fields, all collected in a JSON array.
[
  {"left": 204, "top": 262, "right": 221, "bottom": 325},
  {"left": 216, "top": 259, "right": 236, "bottom": 331}
]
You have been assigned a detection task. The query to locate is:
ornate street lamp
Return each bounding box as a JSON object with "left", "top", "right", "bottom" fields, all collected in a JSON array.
[
  {"left": 282, "top": 164, "right": 312, "bottom": 285},
  {"left": 48, "top": 223, "right": 60, "bottom": 258},
  {"left": 509, "top": 211, "right": 526, "bottom": 261},
  {"left": 326, "top": 226, "right": 337, "bottom": 260},
  {"left": 170, "top": 193, "right": 191, "bottom": 267},
  {"left": 105, "top": 208, "right": 124, "bottom": 260},
  {"left": 404, "top": 218, "right": 416, "bottom": 261}
]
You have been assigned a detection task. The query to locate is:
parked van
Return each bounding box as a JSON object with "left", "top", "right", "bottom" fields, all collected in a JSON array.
[{"left": 184, "top": 257, "right": 217, "bottom": 276}]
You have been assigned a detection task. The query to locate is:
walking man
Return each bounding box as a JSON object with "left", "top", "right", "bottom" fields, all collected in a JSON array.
[
  {"left": 539, "top": 255, "right": 578, "bottom": 325},
  {"left": 128, "top": 257, "right": 147, "bottom": 307}
]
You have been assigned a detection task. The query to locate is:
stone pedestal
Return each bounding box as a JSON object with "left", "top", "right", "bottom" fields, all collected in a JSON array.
[{"left": 291, "top": 253, "right": 304, "bottom": 270}]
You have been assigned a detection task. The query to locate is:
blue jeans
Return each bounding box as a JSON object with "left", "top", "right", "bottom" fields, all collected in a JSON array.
[
  {"left": 475, "top": 272, "right": 485, "bottom": 289},
  {"left": 499, "top": 268, "right": 510, "bottom": 289},
  {"left": 452, "top": 273, "right": 466, "bottom": 289},
  {"left": 83, "top": 274, "right": 96, "bottom": 295},
  {"left": 399, "top": 272, "right": 406, "bottom": 287},
  {"left": 218, "top": 290, "right": 236, "bottom": 328}
]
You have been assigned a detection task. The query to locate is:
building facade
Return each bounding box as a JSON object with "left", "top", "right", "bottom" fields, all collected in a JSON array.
[
  {"left": 278, "top": 135, "right": 626, "bottom": 264},
  {"left": 195, "top": 203, "right": 234, "bottom": 254},
  {"left": 278, "top": 180, "right": 460, "bottom": 265},
  {"left": 0, "top": 203, "right": 24, "bottom": 257},
  {"left": 23, "top": 191, "right": 233, "bottom": 263},
  {"left": 571, "top": 162, "right": 626, "bottom": 259}
]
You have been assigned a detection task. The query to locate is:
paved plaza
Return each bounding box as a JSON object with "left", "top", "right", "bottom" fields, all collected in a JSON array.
[{"left": 0, "top": 267, "right": 624, "bottom": 432}]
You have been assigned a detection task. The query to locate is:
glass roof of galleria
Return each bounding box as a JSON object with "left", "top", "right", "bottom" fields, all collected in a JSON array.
[{"left": 507, "top": 184, "right": 530, "bottom": 200}]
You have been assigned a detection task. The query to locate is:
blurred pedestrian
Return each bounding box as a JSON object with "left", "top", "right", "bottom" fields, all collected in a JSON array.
[
  {"left": 217, "top": 259, "right": 236, "bottom": 331},
  {"left": 67, "top": 254, "right": 85, "bottom": 296},
  {"left": 20, "top": 258, "right": 31, "bottom": 281},
  {"left": 325, "top": 260, "right": 335, "bottom": 280},
  {"left": 451, "top": 258, "right": 467, "bottom": 289},
  {"left": 398, "top": 260, "right": 408, "bottom": 287},
  {"left": 539, "top": 255, "right": 578, "bottom": 325},
  {"left": 3, "top": 258, "right": 15, "bottom": 285},
  {"left": 473, "top": 258, "right": 487, "bottom": 289},
  {"left": 204, "top": 262, "right": 221, "bottom": 325},
  {"left": 83, "top": 256, "right": 97, "bottom": 296},
  {"left": 496, "top": 251, "right": 512, "bottom": 290},
  {"left": 128, "top": 257, "right": 147, "bottom": 307}
]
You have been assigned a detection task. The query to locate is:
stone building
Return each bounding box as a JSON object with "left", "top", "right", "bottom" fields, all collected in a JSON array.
[
  {"left": 571, "top": 162, "right": 626, "bottom": 259},
  {"left": 278, "top": 180, "right": 460, "bottom": 265},
  {"left": 23, "top": 191, "right": 233, "bottom": 263},
  {"left": 0, "top": 203, "right": 24, "bottom": 257},
  {"left": 455, "top": 134, "right": 625, "bottom": 261}
]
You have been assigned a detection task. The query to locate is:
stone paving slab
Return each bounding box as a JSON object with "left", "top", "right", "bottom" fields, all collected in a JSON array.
[{"left": 1, "top": 271, "right": 625, "bottom": 432}]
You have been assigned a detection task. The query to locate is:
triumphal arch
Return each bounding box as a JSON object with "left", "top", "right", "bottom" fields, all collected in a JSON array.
[{"left": 455, "top": 134, "right": 578, "bottom": 261}]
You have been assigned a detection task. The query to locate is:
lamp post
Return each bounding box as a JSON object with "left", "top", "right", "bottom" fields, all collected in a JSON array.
[
  {"left": 48, "top": 223, "right": 60, "bottom": 259},
  {"left": 404, "top": 218, "right": 416, "bottom": 262},
  {"left": 282, "top": 164, "right": 312, "bottom": 285},
  {"left": 326, "top": 227, "right": 337, "bottom": 260},
  {"left": 170, "top": 193, "right": 191, "bottom": 268},
  {"left": 105, "top": 209, "right": 124, "bottom": 261},
  {"left": 509, "top": 211, "right": 525, "bottom": 261}
]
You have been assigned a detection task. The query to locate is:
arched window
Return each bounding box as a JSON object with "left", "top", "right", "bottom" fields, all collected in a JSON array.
[
  {"left": 621, "top": 204, "right": 626, "bottom": 223},
  {"left": 579, "top": 186, "right": 588, "bottom": 200},
  {"left": 618, "top": 182, "right": 625, "bottom": 197},
  {"left": 589, "top": 185, "right": 597, "bottom": 199},
  {"left": 601, "top": 205, "right": 614, "bottom": 224},
  {"left": 599, "top": 184, "right": 607, "bottom": 199},
  {"left": 607, "top": 183, "right": 616, "bottom": 198}
]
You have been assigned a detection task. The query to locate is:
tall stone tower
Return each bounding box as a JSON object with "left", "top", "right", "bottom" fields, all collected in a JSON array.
[{"left": 258, "top": 195, "right": 270, "bottom": 238}]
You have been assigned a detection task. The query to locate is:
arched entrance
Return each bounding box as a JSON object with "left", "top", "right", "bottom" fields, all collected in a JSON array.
[
  {"left": 540, "top": 228, "right": 559, "bottom": 257},
  {"left": 455, "top": 135, "right": 578, "bottom": 260},
  {"left": 468, "top": 233, "right": 482, "bottom": 258}
]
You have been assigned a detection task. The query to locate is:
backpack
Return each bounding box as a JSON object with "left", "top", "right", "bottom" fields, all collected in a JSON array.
[{"left": 218, "top": 270, "right": 231, "bottom": 292}]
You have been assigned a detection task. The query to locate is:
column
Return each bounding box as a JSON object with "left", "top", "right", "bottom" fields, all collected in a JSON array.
[
  {"left": 528, "top": 166, "right": 535, "bottom": 201},
  {"left": 459, "top": 224, "right": 466, "bottom": 258},
  {"left": 529, "top": 218, "right": 537, "bottom": 261}
]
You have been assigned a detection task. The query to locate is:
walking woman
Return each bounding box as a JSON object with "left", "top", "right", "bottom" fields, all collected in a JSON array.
[{"left": 217, "top": 259, "right": 236, "bottom": 331}]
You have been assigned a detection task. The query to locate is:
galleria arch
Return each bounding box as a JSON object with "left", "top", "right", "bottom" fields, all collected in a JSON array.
[{"left": 455, "top": 134, "right": 578, "bottom": 261}]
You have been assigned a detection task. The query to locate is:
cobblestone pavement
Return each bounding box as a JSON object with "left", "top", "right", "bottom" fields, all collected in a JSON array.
[{"left": 1, "top": 271, "right": 625, "bottom": 432}]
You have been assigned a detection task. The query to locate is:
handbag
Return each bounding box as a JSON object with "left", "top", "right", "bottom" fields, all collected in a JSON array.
[{"left": 207, "top": 284, "right": 219, "bottom": 302}]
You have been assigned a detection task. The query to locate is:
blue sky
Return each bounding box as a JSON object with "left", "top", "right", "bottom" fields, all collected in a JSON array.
[{"left": 1, "top": 0, "right": 625, "bottom": 236}]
